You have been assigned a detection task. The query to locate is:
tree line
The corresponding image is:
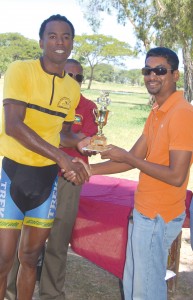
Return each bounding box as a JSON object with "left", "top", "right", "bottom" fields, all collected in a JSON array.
[
  {"left": 84, "top": 63, "right": 184, "bottom": 89},
  {"left": 0, "top": 32, "right": 134, "bottom": 89},
  {"left": 0, "top": 31, "right": 184, "bottom": 91}
]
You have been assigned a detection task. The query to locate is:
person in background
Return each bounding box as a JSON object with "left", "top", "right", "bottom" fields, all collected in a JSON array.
[
  {"left": 5, "top": 59, "right": 98, "bottom": 300},
  {"left": 1, "top": 14, "right": 90, "bottom": 300},
  {"left": 69, "top": 47, "right": 193, "bottom": 300}
]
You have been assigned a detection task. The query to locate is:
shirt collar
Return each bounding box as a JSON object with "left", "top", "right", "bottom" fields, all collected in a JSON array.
[{"left": 152, "top": 91, "right": 184, "bottom": 113}]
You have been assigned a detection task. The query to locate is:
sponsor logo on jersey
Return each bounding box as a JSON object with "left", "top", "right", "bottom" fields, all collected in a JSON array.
[{"left": 57, "top": 97, "right": 71, "bottom": 110}]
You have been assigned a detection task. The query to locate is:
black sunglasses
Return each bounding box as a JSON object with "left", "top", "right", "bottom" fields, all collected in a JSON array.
[
  {"left": 67, "top": 72, "right": 84, "bottom": 83},
  {"left": 141, "top": 67, "right": 173, "bottom": 76}
]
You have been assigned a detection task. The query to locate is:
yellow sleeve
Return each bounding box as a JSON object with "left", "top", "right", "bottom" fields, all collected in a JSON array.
[{"left": 3, "top": 60, "right": 30, "bottom": 103}]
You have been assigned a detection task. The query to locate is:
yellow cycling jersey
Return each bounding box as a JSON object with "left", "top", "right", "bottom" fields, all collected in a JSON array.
[{"left": 0, "top": 59, "right": 80, "bottom": 166}]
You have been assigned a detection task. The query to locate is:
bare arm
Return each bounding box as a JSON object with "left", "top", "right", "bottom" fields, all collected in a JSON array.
[
  {"left": 121, "top": 149, "right": 191, "bottom": 187},
  {"left": 60, "top": 122, "right": 91, "bottom": 152},
  {"left": 90, "top": 134, "right": 148, "bottom": 175},
  {"left": 60, "top": 122, "right": 81, "bottom": 147},
  {"left": 100, "top": 134, "right": 192, "bottom": 187}
]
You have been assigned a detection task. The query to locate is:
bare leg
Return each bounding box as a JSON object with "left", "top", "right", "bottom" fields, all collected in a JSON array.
[
  {"left": 17, "top": 225, "right": 51, "bottom": 300},
  {"left": 0, "top": 228, "right": 20, "bottom": 299}
]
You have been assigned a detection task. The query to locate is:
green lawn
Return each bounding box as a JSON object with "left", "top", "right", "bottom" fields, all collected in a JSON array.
[{"left": 81, "top": 81, "right": 150, "bottom": 149}]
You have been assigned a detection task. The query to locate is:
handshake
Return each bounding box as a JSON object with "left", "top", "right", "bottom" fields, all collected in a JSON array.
[
  {"left": 59, "top": 136, "right": 128, "bottom": 185},
  {"left": 60, "top": 136, "right": 97, "bottom": 185},
  {"left": 61, "top": 156, "right": 91, "bottom": 186}
]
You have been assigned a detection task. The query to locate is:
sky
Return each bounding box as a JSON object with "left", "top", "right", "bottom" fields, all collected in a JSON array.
[
  {"left": 0, "top": 0, "right": 183, "bottom": 70},
  {"left": 0, "top": 0, "right": 146, "bottom": 69}
]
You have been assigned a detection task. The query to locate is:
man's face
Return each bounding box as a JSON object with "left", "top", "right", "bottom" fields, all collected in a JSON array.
[
  {"left": 39, "top": 20, "right": 73, "bottom": 65},
  {"left": 143, "top": 56, "right": 179, "bottom": 97}
]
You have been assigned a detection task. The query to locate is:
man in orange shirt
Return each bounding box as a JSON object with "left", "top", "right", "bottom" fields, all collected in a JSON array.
[{"left": 69, "top": 47, "right": 193, "bottom": 300}]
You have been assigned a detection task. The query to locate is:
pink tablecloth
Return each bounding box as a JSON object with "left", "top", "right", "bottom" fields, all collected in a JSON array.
[{"left": 71, "top": 175, "right": 192, "bottom": 279}]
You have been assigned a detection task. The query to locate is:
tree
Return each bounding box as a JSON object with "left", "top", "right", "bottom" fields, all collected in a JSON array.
[
  {"left": 73, "top": 34, "right": 134, "bottom": 89},
  {"left": 92, "top": 63, "right": 114, "bottom": 82},
  {"left": 127, "top": 69, "right": 143, "bottom": 86},
  {"left": 77, "top": 0, "right": 193, "bottom": 101},
  {"left": 0, "top": 33, "right": 42, "bottom": 75},
  {"left": 153, "top": 0, "right": 193, "bottom": 101},
  {"left": 114, "top": 68, "right": 144, "bottom": 85},
  {"left": 77, "top": 0, "right": 156, "bottom": 51}
]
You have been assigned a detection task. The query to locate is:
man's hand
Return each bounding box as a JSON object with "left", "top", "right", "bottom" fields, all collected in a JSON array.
[
  {"left": 63, "top": 157, "right": 91, "bottom": 185},
  {"left": 58, "top": 151, "right": 90, "bottom": 185},
  {"left": 100, "top": 144, "right": 128, "bottom": 163},
  {"left": 77, "top": 137, "right": 98, "bottom": 156},
  {"left": 77, "top": 137, "right": 91, "bottom": 153}
]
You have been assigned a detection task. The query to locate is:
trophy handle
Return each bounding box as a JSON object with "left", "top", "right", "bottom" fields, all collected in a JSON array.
[
  {"left": 93, "top": 108, "right": 98, "bottom": 120},
  {"left": 93, "top": 108, "right": 109, "bottom": 136}
]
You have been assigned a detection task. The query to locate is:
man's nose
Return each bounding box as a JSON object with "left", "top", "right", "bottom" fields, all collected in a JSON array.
[
  {"left": 148, "top": 71, "right": 157, "bottom": 78},
  {"left": 56, "top": 37, "right": 64, "bottom": 44}
]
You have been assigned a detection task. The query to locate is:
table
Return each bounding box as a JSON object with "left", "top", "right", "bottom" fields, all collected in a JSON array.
[{"left": 71, "top": 175, "right": 192, "bottom": 281}]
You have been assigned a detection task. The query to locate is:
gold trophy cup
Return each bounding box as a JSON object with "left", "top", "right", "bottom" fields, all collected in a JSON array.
[{"left": 84, "top": 91, "right": 111, "bottom": 152}]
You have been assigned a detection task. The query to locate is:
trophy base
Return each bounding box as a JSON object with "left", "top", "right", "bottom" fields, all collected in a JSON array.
[{"left": 83, "top": 135, "right": 110, "bottom": 152}]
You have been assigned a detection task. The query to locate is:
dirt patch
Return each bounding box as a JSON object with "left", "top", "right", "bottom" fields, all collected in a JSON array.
[
  {"left": 65, "top": 248, "right": 121, "bottom": 300},
  {"left": 167, "top": 229, "right": 193, "bottom": 300},
  {"left": 62, "top": 229, "right": 193, "bottom": 300}
]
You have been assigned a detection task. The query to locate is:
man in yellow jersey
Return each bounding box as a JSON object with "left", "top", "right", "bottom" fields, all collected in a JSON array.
[
  {"left": 5, "top": 59, "right": 98, "bottom": 300},
  {"left": 68, "top": 47, "right": 193, "bottom": 300},
  {"left": 0, "top": 14, "right": 90, "bottom": 299}
]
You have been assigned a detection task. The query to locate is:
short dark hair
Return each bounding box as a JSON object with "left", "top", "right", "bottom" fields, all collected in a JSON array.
[
  {"left": 65, "top": 59, "right": 83, "bottom": 72},
  {"left": 39, "top": 14, "right": 75, "bottom": 39},
  {"left": 66, "top": 59, "right": 82, "bottom": 66},
  {"left": 145, "top": 47, "right": 179, "bottom": 71},
  {"left": 66, "top": 58, "right": 81, "bottom": 65}
]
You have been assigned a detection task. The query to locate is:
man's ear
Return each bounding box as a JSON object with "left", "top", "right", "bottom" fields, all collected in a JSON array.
[
  {"left": 39, "top": 39, "right": 43, "bottom": 49},
  {"left": 173, "top": 69, "right": 180, "bottom": 83}
]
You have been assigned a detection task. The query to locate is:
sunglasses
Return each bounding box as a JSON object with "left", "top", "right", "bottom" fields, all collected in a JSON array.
[
  {"left": 67, "top": 72, "right": 84, "bottom": 83},
  {"left": 141, "top": 67, "right": 173, "bottom": 76}
]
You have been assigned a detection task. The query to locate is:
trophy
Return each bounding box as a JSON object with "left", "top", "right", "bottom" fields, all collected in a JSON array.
[{"left": 84, "top": 91, "right": 111, "bottom": 152}]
